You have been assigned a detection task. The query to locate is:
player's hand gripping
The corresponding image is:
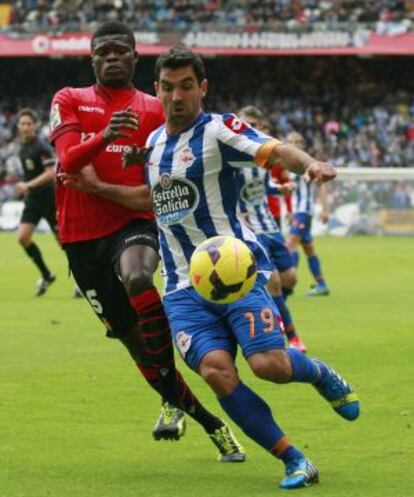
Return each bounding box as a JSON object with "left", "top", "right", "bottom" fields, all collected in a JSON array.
[
  {"left": 103, "top": 109, "right": 139, "bottom": 142},
  {"left": 58, "top": 164, "right": 101, "bottom": 194},
  {"left": 304, "top": 161, "right": 336, "bottom": 184},
  {"left": 122, "top": 144, "right": 153, "bottom": 169}
]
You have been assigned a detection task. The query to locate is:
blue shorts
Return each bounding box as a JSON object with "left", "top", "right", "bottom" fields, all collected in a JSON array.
[
  {"left": 163, "top": 283, "right": 285, "bottom": 371},
  {"left": 289, "top": 212, "right": 313, "bottom": 244},
  {"left": 257, "top": 232, "right": 294, "bottom": 272}
]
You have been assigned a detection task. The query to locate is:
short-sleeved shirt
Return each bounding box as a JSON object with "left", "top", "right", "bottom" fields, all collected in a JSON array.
[
  {"left": 145, "top": 112, "right": 281, "bottom": 294},
  {"left": 238, "top": 166, "right": 281, "bottom": 235},
  {"left": 49, "top": 85, "right": 165, "bottom": 243},
  {"left": 19, "top": 137, "right": 55, "bottom": 199},
  {"left": 292, "top": 173, "right": 314, "bottom": 215}
]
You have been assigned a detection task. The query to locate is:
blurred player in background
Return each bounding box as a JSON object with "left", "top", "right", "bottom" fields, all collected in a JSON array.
[
  {"left": 262, "top": 120, "right": 294, "bottom": 234},
  {"left": 50, "top": 21, "right": 245, "bottom": 461},
  {"left": 15, "top": 108, "right": 57, "bottom": 296},
  {"left": 15, "top": 108, "right": 82, "bottom": 298},
  {"left": 286, "top": 132, "right": 330, "bottom": 296},
  {"left": 237, "top": 106, "right": 307, "bottom": 352}
]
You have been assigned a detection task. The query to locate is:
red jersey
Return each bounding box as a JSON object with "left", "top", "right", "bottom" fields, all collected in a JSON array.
[
  {"left": 50, "top": 85, "right": 164, "bottom": 243},
  {"left": 267, "top": 163, "right": 292, "bottom": 218}
]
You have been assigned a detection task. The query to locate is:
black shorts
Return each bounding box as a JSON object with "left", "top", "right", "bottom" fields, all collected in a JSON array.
[
  {"left": 64, "top": 219, "right": 159, "bottom": 339},
  {"left": 21, "top": 191, "right": 57, "bottom": 233}
]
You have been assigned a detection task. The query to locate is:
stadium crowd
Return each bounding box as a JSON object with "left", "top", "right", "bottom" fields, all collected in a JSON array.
[
  {"left": 1, "top": 54, "right": 413, "bottom": 197},
  {"left": 4, "top": 0, "right": 414, "bottom": 33}
]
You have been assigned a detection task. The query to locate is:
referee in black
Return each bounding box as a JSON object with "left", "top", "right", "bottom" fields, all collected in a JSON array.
[{"left": 15, "top": 108, "right": 57, "bottom": 296}]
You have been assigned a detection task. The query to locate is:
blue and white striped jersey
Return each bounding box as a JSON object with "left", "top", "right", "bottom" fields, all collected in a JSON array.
[
  {"left": 145, "top": 112, "right": 280, "bottom": 294},
  {"left": 238, "top": 167, "right": 280, "bottom": 235},
  {"left": 292, "top": 174, "right": 314, "bottom": 215}
]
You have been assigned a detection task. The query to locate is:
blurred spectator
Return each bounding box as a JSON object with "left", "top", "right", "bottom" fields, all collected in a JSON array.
[
  {"left": 2, "top": 0, "right": 414, "bottom": 33},
  {"left": 1, "top": 53, "right": 414, "bottom": 201}
]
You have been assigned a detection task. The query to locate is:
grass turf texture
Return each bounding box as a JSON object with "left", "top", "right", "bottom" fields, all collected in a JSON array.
[{"left": 0, "top": 233, "right": 413, "bottom": 497}]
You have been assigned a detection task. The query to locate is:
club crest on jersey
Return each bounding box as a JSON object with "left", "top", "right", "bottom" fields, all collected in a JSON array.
[
  {"left": 152, "top": 174, "right": 199, "bottom": 226},
  {"left": 240, "top": 178, "right": 266, "bottom": 206},
  {"left": 49, "top": 103, "right": 61, "bottom": 131},
  {"left": 176, "top": 331, "right": 192, "bottom": 357},
  {"left": 178, "top": 147, "right": 195, "bottom": 168}
]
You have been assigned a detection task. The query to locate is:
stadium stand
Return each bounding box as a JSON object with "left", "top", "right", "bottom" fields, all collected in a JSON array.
[
  {"left": 2, "top": 1, "right": 414, "bottom": 33},
  {"left": 1, "top": 1, "right": 414, "bottom": 206}
]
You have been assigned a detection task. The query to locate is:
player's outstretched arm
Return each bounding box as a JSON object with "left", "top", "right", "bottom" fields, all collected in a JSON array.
[
  {"left": 59, "top": 165, "right": 152, "bottom": 211},
  {"left": 268, "top": 144, "right": 336, "bottom": 183}
]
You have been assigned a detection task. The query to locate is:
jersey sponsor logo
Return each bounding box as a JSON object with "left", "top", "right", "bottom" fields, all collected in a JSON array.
[
  {"left": 176, "top": 331, "right": 192, "bottom": 357},
  {"left": 224, "top": 115, "right": 249, "bottom": 134},
  {"left": 240, "top": 178, "right": 266, "bottom": 206},
  {"left": 178, "top": 147, "right": 195, "bottom": 168},
  {"left": 49, "top": 103, "right": 61, "bottom": 131},
  {"left": 78, "top": 105, "right": 105, "bottom": 115},
  {"left": 106, "top": 144, "right": 133, "bottom": 153},
  {"left": 152, "top": 173, "right": 199, "bottom": 226}
]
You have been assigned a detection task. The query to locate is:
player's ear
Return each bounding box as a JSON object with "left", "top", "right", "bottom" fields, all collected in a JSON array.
[
  {"left": 154, "top": 81, "right": 160, "bottom": 98},
  {"left": 134, "top": 51, "right": 139, "bottom": 63},
  {"left": 91, "top": 53, "right": 98, "bottom": 71},
  {"left": 201, "top": 79, "right": 208, "bottom": 98}
]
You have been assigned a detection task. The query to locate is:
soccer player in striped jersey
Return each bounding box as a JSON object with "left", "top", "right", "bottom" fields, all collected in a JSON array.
[
  {"left": 286, "top": 132, "right": 330, "bottom": 296},
  {"left": 64, "top": 46, "right": 360, "bottom": 490},
  {"left": 237, "top": 106, "right": 307, "bottom": 353}
]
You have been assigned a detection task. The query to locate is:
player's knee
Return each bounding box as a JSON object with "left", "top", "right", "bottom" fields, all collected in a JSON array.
[
  {"left": 17, "top": 233, "right": 31, "bottom": 247},
  {"left": 122, "top": 268, "right": 154, "bottom": 296},
  {"left": 281, "top": 268, "right": 297, "bottom": 289},
  {"left": 249, "top": 351, "right": 292, "bottom": 383},
  {"left": 267, "top": 271, "right": 281, "bottom": 295},
  {"left": 199, "top": 354, "right": 239, "bottom": 397}
]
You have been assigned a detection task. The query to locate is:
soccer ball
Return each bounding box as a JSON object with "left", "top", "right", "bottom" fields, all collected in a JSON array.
[{"left": 189, "top": 235, "right": 257, "bottom": 304}]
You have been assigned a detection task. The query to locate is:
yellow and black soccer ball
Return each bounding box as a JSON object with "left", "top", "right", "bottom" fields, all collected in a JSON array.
[{"left": 189, "top": 235, "right": 257, "bottom": 304}]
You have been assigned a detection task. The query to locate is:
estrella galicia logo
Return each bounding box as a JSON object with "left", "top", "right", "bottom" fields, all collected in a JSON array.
[
  {"left": 152, "top": 173, "right": 200, "bottom": 225},
  {"left": 240, "top": 178, "right": 265, "bottom": 206}
]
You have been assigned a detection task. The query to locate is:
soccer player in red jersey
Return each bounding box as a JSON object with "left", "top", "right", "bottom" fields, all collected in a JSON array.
[
  {"left": 261, "top": 120, "right": 293, "bottom": 232},
  {"left": 49, "top": 21, "right": 244, "bottom": 460},
  {"left": 268, "top": 164, "right": 293, "bottom": 229}
]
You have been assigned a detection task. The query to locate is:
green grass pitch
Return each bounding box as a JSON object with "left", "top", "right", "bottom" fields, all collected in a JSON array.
[{"left": 0, "top": 233, "right": 413, "bottom": 497}]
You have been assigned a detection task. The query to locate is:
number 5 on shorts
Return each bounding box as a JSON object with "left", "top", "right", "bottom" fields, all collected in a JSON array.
[{"left": 85, "top": 289, "right": 103, "bottom": 314}]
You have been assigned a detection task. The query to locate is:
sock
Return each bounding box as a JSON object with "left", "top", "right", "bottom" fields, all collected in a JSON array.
[
  {"left": 219, "top": 381, "right": 303, "bottom": 463},
  {"left": 286, "top": 348, "right": 320, "bottom": 383},
  {"left": 273, "top": 295, "right": 297, "bottom": 340},
  {"left": 131, "top": 289, "right": 223, "bottom": 433},
  {"left": 307, "top": 255, "right": 326, "bottom": 285},
  {"left": 282, "top": 286, "right": 293, "bottom": 300},
  {"left": 24, "top": 242, "right": 52, "bottom": 279},
  {"left": 271, "top": 439, "right": 305, "bottom": 465},
  {"left": 136, "top": 361, "right": 223, "bottom": 434},
  {"left": 130, "top": 288, "right": 177, "bottom": 402},
  {"left": 291, "top": 250, "right": 299, "bottom": 267}
]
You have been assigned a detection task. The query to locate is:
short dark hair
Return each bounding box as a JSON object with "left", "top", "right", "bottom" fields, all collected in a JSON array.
[
  {"left": 91, "top": 21, "right": 136, "bottom": 49},
  {"left": 17, "top": 108, "right": 38, "bottom": 123},
  {"left": 155, "top": 45, "right": 206, "bottom": 84},
  {"left": 239, "top": 106, "right": 263, "bottom": 121}
]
